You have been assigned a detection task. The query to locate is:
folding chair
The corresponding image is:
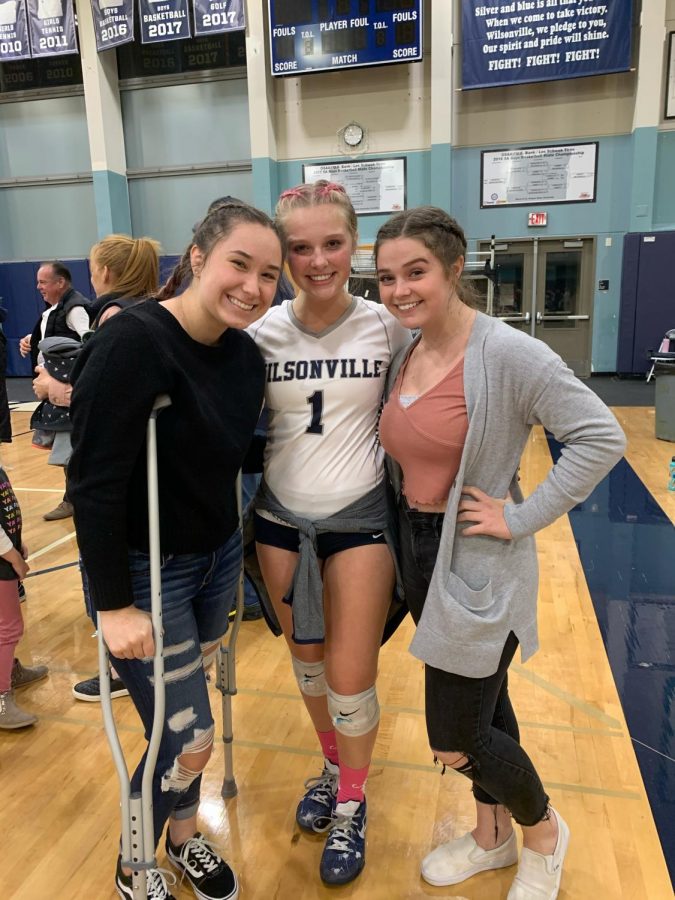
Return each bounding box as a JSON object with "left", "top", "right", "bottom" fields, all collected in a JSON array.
[{"left": 647, "top": 328, "right": 675, "bottom": 382}]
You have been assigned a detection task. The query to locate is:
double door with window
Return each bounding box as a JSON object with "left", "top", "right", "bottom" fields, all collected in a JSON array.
[{"left": 478, "top": 238, "right": 595, "bottom": 378}]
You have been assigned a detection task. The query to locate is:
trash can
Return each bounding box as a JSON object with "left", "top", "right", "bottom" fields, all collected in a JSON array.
[{"left": 654, "top": 355, "right": 675, "bottom": 442}]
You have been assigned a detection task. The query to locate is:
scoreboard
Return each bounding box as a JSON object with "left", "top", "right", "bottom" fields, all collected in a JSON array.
[{"left": 268, "top": 0, "right": 422, "bottom": 76}]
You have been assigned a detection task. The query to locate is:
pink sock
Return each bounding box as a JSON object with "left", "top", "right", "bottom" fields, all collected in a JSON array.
[
  {"left": 317, "top": 729, "right": 339, "bottom": 766},
  {"left": 336, "top": 763, "right": 369, "bottom": 804}
]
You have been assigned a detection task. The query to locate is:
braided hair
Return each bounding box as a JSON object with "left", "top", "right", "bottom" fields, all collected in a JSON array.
[
  {"left": 275, "top": 180, "right": 358, "bottom": 246},
  {"left": 374, "top": 206, "right": 478, "bottom": 306}
]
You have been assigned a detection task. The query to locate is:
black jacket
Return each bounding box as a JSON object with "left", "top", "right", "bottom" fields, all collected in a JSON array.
[{"left": 30, "top": 287, "right": 90, "bottom": 370}]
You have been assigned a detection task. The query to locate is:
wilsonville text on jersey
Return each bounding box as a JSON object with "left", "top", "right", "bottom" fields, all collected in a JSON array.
[{"left": 265, "top": 358, "right": 385, "bottom": 382}]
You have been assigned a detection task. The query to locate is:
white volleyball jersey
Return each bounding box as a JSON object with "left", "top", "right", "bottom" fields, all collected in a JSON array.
[{"left": 248, "top": 297, "right": 410, "bottom": 518}]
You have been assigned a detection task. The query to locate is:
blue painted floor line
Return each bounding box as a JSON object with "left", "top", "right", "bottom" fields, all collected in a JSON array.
[{"left": 547, "top": 438, "right": 675, "bottom": 888}]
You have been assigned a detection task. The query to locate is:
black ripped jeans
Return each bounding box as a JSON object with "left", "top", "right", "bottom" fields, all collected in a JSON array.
[{"left": 399, "top": 501, "right": 549, "bottom": 826}]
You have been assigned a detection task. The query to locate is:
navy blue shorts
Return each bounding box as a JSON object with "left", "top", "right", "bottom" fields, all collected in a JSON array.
[{"left": 254, "top": 512, "right": 387, "bottom": 559}]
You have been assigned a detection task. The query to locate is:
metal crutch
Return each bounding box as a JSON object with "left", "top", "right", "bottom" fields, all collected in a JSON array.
[
  {"left": 98, "top": 394, "right": 171, "bottom": 900},
  {"left": 216, "top": 472, "right": 244, "bottom": 799}
]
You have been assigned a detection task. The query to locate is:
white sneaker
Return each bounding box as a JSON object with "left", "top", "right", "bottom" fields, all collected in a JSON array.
[
  {"left": 422, "top": 829, "right": 518, "bottom": 886},
  {"left": 507, "top": 808, "right": 570, "bottom": 899}
]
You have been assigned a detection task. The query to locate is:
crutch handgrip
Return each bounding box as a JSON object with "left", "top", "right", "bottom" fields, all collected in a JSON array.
[{"left": 152, "top": 394, "right": 171, "bottom": 413}]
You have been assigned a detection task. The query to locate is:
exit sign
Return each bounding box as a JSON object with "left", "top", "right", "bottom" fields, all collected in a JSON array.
[{"left": 528, "top": 212, "right": 548, "bottom": 227}]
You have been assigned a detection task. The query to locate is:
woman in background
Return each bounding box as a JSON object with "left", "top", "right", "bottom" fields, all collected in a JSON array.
[{"left": 60, "top": 233, "right": 161, "bottom": 702}]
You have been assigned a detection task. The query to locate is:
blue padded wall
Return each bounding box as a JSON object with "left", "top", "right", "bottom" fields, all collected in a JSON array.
[
  {"left": 0, "top": 260, "right": 95, "bottom": 376},
  {"left": 0, "top": 256, "right": 180, "bottom": 376}
]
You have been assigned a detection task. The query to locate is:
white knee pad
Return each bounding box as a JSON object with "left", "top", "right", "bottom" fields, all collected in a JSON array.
[
  {"left": 327, "top": 684, "right": 380, "bottom": 737},
  {"left": 292, "top": 656, "right": 327, "bottom": 697}
]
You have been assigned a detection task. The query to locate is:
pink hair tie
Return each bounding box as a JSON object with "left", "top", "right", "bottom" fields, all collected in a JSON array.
[
  {"left": 318, "top": 181, "right": 345, "bottom": 195},
  {"left": 279, "top": 187, "right": 306, "bottom": 200}
]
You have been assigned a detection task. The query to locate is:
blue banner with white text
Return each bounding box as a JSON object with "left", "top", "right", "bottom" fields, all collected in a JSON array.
[
  {"left": 462, "top": 0, "right": 632, "bottom": 89},
  {"left": 26, "top": 0, "right": 77, "bottom": 57},
  {"left": 193, "top": 0, "right": 243, "bottom": 37},
  {"left": 91, "top": 0, "right": 134, "bottom": 52},
  {"left": 138, "top": 0, "right": 190, "bottom": 44},
  {"left": 0, "top": 0, "right": 31, "bottom": 60}
]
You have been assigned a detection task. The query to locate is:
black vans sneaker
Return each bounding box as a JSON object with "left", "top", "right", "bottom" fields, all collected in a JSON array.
[
  {"left": 115, "top": 855, "right": 177, "bottom": 899},
  {"left": 72, "top": 674, "right": 129, "bottom": 702},
  {"left": 166, "top": 832, "right": 239, "bottom": 900}
]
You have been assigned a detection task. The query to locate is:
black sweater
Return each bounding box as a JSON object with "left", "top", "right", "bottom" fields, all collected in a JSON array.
[{"left": 69, "top": 301, "right": 265, "bottom": 612}]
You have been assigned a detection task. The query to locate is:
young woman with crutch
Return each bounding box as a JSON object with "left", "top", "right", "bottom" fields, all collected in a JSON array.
[{"left": 69, "top": 201, "right": 284, "bottom": 900}]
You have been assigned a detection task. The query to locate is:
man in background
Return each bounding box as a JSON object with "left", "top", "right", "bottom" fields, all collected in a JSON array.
[{"left": 19, "top": 261, "right": 89, "bottom": 521}]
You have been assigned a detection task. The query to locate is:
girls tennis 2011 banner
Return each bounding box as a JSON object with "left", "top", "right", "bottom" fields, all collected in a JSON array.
[
  {"left": 26, "top": 0, "right": 77, "bottom": 57},
  {"left": 462, "top": 0, "right": 632, "bottom": 89}
]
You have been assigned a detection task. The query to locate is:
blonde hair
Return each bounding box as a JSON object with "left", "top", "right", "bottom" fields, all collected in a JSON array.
[
  {"left": 91, "top": 234, "right": 161, "bottom": 299},
  {"left": 275, "top": 180, "right": 358, "bottom": 245}
]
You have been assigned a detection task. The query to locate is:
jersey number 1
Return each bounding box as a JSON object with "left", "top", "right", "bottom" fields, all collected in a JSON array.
[{"left": 306, "top": 390, "right": 324, "bottom": 435}]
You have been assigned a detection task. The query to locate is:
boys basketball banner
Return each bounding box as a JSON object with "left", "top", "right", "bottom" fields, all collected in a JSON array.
[
  {"left": 192, "top": 0, "right": 243, "bottom": 37},
  {"left": 0, "top": 0, "right": 31, "bottom": 60},
  {"left": 462, "top": 0, "right": 632, "bottom": 89},
  {"left": 139, "top": 0, "right": 190, "bottom": 44},
  {"left": 26, "top": 0, "right": 77, "bottom": 57},
  {"left": 91, "top": 0, "right": 134, "bottom": 51}
]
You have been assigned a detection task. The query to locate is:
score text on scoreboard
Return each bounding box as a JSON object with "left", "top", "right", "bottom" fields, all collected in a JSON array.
[{"left": 268, "top": 0, "right": 422, "bottom": 76}]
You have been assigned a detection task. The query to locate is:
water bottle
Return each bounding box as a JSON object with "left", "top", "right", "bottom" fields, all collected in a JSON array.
[{"left": 669, "top": 456, "right": 675, "bottom": 492}]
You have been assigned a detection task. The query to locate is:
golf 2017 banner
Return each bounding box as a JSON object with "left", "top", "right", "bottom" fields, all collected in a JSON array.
[{"left": 462, "top": 0, "right": 632, "bottom": 89}]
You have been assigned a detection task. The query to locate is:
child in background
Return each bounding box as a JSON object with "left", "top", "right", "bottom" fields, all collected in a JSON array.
[{"left": 0, "top": 466, "right": 49, "bottom": 730}]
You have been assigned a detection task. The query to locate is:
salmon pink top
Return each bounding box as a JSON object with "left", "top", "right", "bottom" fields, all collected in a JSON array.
[{"left": 379, "top": 356, "right": 468, "bottom": 507}]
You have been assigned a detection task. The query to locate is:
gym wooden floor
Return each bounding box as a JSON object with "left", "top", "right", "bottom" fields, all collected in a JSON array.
[{"left": 1, "top": 405, "right": 672, "bottom": 900}]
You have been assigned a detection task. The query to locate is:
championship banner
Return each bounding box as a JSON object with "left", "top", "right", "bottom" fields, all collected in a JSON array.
[
  {"left": 139, "top": 0, "right": 190, "bottom": 44},
  {"left": 193, "top": 0, "right": 243, "bottom": 37},
  {"left": 26, "top": 0, "right": 77, "bottom": 57},
  {"left": 91, "top": 0, "right": 133, "bottom": 51},
  {"left": 0, "top": 0, "right": 31, "bottom": 61},
  {"left": 462, "top": 0, "right": 632, "bottom": 89}
]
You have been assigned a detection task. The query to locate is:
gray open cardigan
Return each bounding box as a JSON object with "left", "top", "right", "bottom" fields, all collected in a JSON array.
[{"left": 385, "top": 311, "right": 626, "bottom": 679}]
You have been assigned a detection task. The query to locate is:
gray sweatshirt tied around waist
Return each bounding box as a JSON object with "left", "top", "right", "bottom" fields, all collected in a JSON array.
[{"left": 252, "top": 478, "right": 401, "bottom": 643}]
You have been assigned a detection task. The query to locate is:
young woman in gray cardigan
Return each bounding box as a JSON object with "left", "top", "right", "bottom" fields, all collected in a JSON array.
[{"left": 375, "top": 207, "right": 626, "bottom": 900}]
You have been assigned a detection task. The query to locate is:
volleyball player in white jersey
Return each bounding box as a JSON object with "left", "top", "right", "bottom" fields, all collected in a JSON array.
[{"left": 248, "top": 181, "right": 409, "bottom": 886}]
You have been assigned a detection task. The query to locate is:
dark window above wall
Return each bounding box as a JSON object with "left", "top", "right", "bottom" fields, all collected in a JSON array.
[
  {"left": 0, "top": 22, "right": 244, "bottom": 96},
  {"left": 0, "top": 55, "right": 82, "bottom": 95},
  {"left": 117, "top": 28, "right": 245, "bottom": 81}
]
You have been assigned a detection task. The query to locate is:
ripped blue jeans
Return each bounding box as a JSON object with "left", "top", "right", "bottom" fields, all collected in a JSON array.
[{"left": 111, "top": 529, "right": 242, "bottom": 848}]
